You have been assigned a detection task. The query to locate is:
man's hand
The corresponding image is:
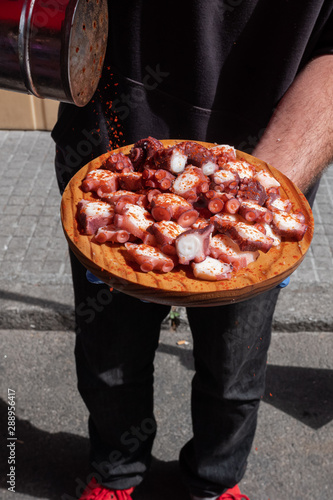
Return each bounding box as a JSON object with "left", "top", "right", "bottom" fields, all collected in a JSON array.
[{"left": 253, "top": 54, "right": 333, "bottom": 193}]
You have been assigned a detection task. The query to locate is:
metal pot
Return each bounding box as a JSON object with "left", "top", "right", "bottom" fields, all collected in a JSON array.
[{"left": 0, "top": 0, "right": 108, "bottom": 106}]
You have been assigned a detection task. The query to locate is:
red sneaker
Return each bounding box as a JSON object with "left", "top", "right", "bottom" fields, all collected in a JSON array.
[
  {"left": 79, "top": 477, "right": 134, "bottom": 500},
  {"left": 218, "top": 484, "right": 250, "bottom": 500}
]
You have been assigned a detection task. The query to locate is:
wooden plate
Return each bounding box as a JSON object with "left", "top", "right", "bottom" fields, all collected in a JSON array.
[{"left": 61, "top": 140, "right": 314, "bottom": 306}]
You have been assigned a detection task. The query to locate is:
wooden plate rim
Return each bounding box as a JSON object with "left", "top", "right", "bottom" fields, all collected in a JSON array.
[{"left": 61, "top": 140, "right": 314, "bottom": 305}]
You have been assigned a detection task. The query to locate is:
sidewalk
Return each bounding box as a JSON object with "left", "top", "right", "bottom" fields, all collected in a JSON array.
[{"left": 0, "top": 130, "right": 332, "bottom": 331}]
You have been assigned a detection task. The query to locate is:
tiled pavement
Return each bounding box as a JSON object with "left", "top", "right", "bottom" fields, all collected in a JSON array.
[
  {"left": 306, "top": 171, "right": 333, "bottom": 283},
  {"left": 0, "top": 131, "right": 70, "bottom": 285},
  {"left": 0, "top": 129, "right": 333, "bottom": 327}
]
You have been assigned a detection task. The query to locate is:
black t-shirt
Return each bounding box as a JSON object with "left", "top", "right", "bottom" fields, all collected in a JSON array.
[{"left": 53, "top": 0, "right": 333, "bottom": 192}]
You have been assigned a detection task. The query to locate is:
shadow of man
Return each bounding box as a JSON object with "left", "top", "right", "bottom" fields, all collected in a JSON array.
[{"left": 0, "top": 398, "right": 188, "bottom": 500}]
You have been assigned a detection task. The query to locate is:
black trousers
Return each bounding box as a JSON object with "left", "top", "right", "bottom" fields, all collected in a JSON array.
[{"left": 70, "top": 250, "right": 280, "bottom": 498}]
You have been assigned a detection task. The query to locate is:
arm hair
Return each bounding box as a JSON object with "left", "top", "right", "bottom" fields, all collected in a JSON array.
[{"left": 253, "top": 54, "right": 333, "bottom": 193}]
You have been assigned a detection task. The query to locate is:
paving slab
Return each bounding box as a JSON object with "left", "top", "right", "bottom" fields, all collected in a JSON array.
[{"left": 1, "top": 327, "right": 333, "bottom": 500}]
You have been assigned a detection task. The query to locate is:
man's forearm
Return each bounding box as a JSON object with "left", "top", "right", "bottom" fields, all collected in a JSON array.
[{"left": 253, "top": 54, "right": 333, "bottom": 193}]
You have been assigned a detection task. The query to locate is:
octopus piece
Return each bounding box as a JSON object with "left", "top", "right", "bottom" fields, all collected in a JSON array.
[
  {"left": 201, "top": 190, "right": 234, "bottom": 215},
  {"left": 129, "top": 136, "right": 164, "bottom": 170},
  {"left": 254, "top": 169, "right": 281, "bottom": 192},
  {"left": 93, "top": 225, "right": 130, "bottom": 244},
  {"left": 81, "top": 169, "right": 119, "bottom": 196},
  {"left": 171, "top": 166, "right": 210, "bottom": 201},
  {"left": 77, "top": 200, "right": 114, "bottom": 235},
  {"left": 238, "top": 200, "right": 273, "bottom": 224},
  {"left": 175, "top": 224, "right": 214, "bottom": 265},
  {"left": 211, "top": 213, "right": 243, "bottom": 232},
  {"left": 112, "top": 194, "right": 147, "bottom": 213},
  {"left": 225, "top": 159, "right": 256, "bottom": 180},
  {"left": 177, "top": 141, "right": 210, "bottom": 165},
  {"left": 153, "top": 145, "right": 188, "bottom": 175},
  {"left": 201, "top": 159, "right": 220, "bottom": 176},
  {"left": 271, "top": 212, "right": 308, "bottom": 241},
  {"left": 99, "top": 190, "right": 147, "bottom": 207},
  {"left": 237, "top": 179, "right": 267, "bottom": 206},
  {"left": 177, "top": 141, "right": 208, "bottom": 162},
  {"left": 209, "top": 234, "right": 259, "bottom": 270},
  {"left": 113, "top": 203, "right": 155, "bottom": 244},
  {"left": 263, "top": 223, "right": 282, "bottom": 247},
  {"left": 192, "top": 256, "right": 233, "bottom": 281},
  {"left": 266, "top": 186, "right": 281, "bottom": 196},
  {"left": 224, "top": 222, "right": 274, "bottom": 253},
  {"left": 142, "top": 168, "right": 176, "bottom": 191},
  {"left": 210, "top": 144, "right": 237, "bottom": 163},
  {"left": 212, "top": 169, "right": 240, "bottom": 192},
  {"left": 124, "top": 242, "right": 175, "bottom": 273},
  {"left": 118, "top": 171, "right": 143, "bottom": 191},
  {"left": 212, "top": 183, "right": 239, "bottom": 198},
  {"left": 150, "top": 192, "right": 199, "bottom": 227},
  {"left": 177, "top": 141, "right": 219, "bottom": 175},
  {"left": 148, "top": 220, "right": 186, "bottom": 255},
  {"left": 102, "top": 152, "right": 134, "bottom": 173},
  {"left": 266, "top": 196, "right": 293, "bottom": 213},
  {"left": 191, "top": 217, "right": 211, "bottom": 229}
]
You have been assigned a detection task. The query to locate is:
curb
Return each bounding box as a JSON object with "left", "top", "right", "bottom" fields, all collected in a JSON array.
[{"left": 0, "top": 283, "right": 332, "bottom": 333}]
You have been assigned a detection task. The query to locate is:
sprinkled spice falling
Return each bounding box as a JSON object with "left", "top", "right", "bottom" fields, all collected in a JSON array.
[{"left": 90, "top": 67, "right": 126, "bottom": 152}]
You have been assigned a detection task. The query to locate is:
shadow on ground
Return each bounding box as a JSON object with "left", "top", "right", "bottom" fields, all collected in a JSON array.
[
  {"left": 0, "top": 397, "right": 187, "bottom": 500},
  {"left": 157, "top": 344, "right": 333, "bottom": 431},
  {"left": 264, "top": 365, "right": 333, "bottom": 429},
  {"left": 0, "top": 397, "right": 89, "bottom": 499},
  {"left": 0, "top": 289, "right": 71, "bottom": 312}
]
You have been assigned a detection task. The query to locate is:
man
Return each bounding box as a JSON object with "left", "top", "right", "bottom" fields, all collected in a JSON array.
[{"left": 53, "top": 1, "right": 333, "bottom": 499}]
